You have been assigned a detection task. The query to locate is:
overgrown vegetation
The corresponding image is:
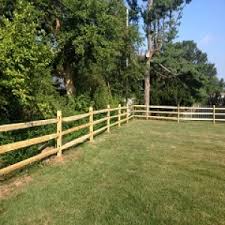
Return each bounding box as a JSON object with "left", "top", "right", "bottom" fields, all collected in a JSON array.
[{"left": 1, "top": 121, "right": 225, "bottom": 225}]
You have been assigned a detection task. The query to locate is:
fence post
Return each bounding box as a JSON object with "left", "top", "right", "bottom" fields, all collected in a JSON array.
[
  {"left": 107, "top": 105, "right": 110, "bottom": 133},
  {"left": 177, "top": 105, "right": 180, "bottom": 123},
  {"left": 146, "top": 105, "right": 149, "bottom": 120},
  {"left": 57, "top": 110, "right": 62, "bottom": 157},
  {"left": 89, "top": 107, "right": 94, "bottom": 142},
  {"left": 213, "top": 105, "right": 215, "bottom": 125},
  {"left": 118, "top": 104, "right": 121, "bottom": 127},
  {"left": 126, "top": 104, "right": 129, "bottom": 123}
]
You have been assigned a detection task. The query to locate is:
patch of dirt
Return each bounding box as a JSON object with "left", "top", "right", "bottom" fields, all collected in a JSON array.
[{"left": 0, "top": 175, "right": 32, "bottom": 199}]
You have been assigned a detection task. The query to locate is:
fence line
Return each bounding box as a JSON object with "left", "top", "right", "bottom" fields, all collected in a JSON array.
[
  {"left": 0, "top": 104, "right": 133, "bottom": 176},
  {"left": 1, "top": 104, "right": 224, "bottom": 176},
  {"left": 133, "top": 105, "right": 225, "bottom": 122}
]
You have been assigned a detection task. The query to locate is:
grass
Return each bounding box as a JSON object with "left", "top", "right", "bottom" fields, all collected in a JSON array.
[{"left": 0, "top": 120, "right": 225, "bottom": 225}]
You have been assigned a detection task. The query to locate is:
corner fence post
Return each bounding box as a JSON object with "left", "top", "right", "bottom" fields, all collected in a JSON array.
[
  {"left": 177, "top": 105, "right": 180, "bottom": 123},
  {"left": 213, "top": 105, "right": 215, "bottom": 125},
  {"left": 118, "top": 104, "right": 121, "bottom": 127},
  {"left": 126, "top": 104, "right": 129, "bottom": 123},
  {"left": 107, "top": 105, "right": 110, "bottom": 133},
  {"left": 89, "top": 107, "right": 94, "bottom": 142},
  {"left": 57, "top": 110, "right": 62, "bottom": 157}
]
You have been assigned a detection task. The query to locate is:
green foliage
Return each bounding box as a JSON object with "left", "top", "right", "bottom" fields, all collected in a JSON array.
[{"left": 150, "top": 41, "right": 224, "bottom": 106}]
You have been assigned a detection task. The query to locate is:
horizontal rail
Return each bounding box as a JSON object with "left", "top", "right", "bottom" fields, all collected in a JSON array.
[
  {"left": 135, "top": 115, "right": 177, "bottom": 120},
  {"left": 0, "top": 118, "right": 57, "bottom": 133},
  {"left": 62, "top": 123, "right": 90, "bottom": 136},
  {"left": 110, "top": 115, "right": 119, "bottom": 119},
  {"left": 109, "top": 108, "right": 120, "bottom": 112},
  {"left": 0, "top": 133, "right": 57, "bottom": 155},
  {"left": 63, "top": 113, "right": 89, "bottom": 123},
  {"left": 133, "top": 105, "right": 146, "bottom": 108},
  {"left": 93, "top": 117, "right": 108, "bottom": 126},
  {"left": 215, "top": 108, "right": 225, "bottom": 110},
  {"left": 93, "top": 109, "right": 108, "bottom": 115},
  {"left": 110, "top": 121, "right": 119, "bottom": 127},
  {"left": 61, "top": 134, "right": 90, "bottom": 151},
  {"left": 133, "top": 110, "right": 178, "bottom": 114},
  {"left": 149, "top": 116, "right": 177, "bottom": 120},
  {"left": 181, "top": 118, "right": 213, "bottom": 121},
  {"left": 179, "top": 107, "right": 213, "bottom": 110},
  {"left": 180, "top": 112, "right": 213, "bottom": 115},
  {"left": 0, "top": 148, "right": 59, "bottom": 176},
  {"left": 93, "top": 126, "right": 108, "bottom": 136}
]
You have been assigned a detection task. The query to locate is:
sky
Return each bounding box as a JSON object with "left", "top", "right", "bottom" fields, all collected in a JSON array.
[{"left": 176, "top": 0, "right": 225, "bottom": 79}]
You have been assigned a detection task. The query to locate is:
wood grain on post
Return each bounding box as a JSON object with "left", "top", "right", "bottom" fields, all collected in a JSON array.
[
  {"left": 213, "top": 105, "right": 216, "bottom": 124},
  {"left": 118, "top": 104, "right": 121, "bottom": 127},
  {"left": 89, "top": 107, "right": 94, "bottom": 142},
  {"left": 107, "top": 105, "right": 110, "bottom": 133},
  {"left": 57, "top": 111, "right": 62, "bottom": 157}
]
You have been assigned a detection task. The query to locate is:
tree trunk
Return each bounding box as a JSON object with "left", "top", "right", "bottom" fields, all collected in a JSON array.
[
  {"left": 144, "top": 60, "right": 151, "bottom": 105},
  {"left": 63, "top": 62, "right": 76, "bottom": 96},
  {"left": 144, "top": 0, "right": 154, "bottom": 106}
]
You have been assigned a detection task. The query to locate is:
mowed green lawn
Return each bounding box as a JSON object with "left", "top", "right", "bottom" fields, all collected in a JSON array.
[{"left": 1, "top": 120, "right": 225, "bottom": 225}]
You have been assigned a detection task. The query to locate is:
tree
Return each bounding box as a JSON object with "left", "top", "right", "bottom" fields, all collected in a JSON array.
[
  {"left": 149, "top": 41, "right": 224, "bottom": 106},
  {"left": 127, "top": 0, "right": 192, "bottom": 105},
  {"left": 0, "top": 0, "right": 55, "bottom": 121}
]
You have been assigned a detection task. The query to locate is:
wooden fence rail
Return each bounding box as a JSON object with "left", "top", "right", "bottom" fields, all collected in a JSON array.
[{"left": 0, "top": 104, "right": 132, "bottom": 176}]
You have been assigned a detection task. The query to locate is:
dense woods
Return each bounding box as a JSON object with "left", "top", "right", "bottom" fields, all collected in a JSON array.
[{"left": 0, "top": 0, "right": 224, "bottom": 166}]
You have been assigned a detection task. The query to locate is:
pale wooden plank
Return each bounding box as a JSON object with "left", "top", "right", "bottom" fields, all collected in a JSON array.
[
  {"left": 0, "top": 118, "right": 57, "bottom": 132},
  {"left": 93, "top": 109, "right": 108, "bottom": 115},
  {"left": 61, "top": 134, "right": 90, "bottom": 151},
  {"left": 63, "top": 113, "right": 89, "bottom": 123},
  {"left": 109, "top": 121, "right": 120, "bottom": 127},
  {"left": 0, "top": 148, "right": 58, "bottom": 176},
  {"left": 93, "top": 117, "right": 108, "bottom": 126},
  {"left": 62, "top": 123, "right": 90, "bottom": 136},
  {"left": 181, "top": 118, "right": 213, "bottom": 121},
  {"left": 110, "top": 115, "right": 119, "bottom": 119},
  {"left": 150, "top": 106, "right": 177, "bottom": 109},
  {"left": 0, "top": 133, "right": 57, "bottom": 155},
  {"left": 180, "top": 112, "right": 213, "bottom": 115},
  {"left": 93, "top": 126, "right": 108, "bottom": 136},
  {"left": 109, "top": 107, "right": 120, "bottom": 112}
]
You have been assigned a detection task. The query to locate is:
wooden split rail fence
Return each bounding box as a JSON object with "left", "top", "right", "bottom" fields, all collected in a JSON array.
[
  {"left": 1, "top": 104, "right": 224, "bottom": 176},
  {"left": 133, "top": 105, "right": 225, "bottom": 123},
  {"left": 0, "top": 104, "right": 133, "bottom": 176}
]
